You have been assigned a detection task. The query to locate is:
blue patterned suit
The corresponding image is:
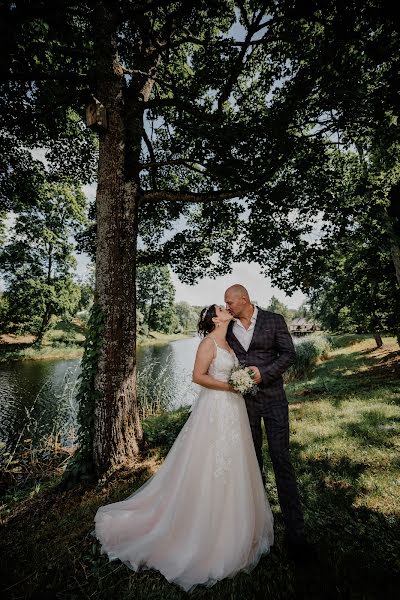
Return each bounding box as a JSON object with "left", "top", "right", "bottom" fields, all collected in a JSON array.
[{"left": 227, "top": 308, "right": 305, "bottom": 539}]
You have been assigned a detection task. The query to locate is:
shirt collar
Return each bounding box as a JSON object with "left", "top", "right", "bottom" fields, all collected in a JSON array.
[{"left": 234, "top": 304, "right": 258, "bottom": 326}]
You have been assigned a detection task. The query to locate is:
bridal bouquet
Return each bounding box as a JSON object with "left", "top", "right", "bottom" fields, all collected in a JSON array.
[{"left": 229, "top": 365, "right": 258, "bottom": 395}]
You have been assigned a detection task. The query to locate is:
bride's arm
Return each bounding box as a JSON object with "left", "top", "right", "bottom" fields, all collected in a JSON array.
[{"left": 192, "top": 338, "right": 234, "bottom": 392}]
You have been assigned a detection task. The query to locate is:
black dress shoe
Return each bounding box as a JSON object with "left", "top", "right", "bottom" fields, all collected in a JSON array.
[{"left": 286, "top": 536, "right": 317, "bottom": 563}]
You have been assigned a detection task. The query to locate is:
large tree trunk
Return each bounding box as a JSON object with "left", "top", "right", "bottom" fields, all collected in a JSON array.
[
  {"left": 390, "top": 239, "right": 400, "bottom": 285},
  {"left": 92, "top": 3, "right": 143, "bottom": 476},
  {"left": 388, "top": 188, "right": 400, "bottom": 285}
]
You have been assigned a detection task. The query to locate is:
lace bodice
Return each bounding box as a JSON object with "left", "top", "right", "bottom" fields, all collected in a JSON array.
[{"left": 207, "top": 337, "right": 239, "bottom": 382}]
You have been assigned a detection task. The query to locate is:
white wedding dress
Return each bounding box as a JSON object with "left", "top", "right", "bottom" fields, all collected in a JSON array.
[{"left": 93, "top": 338, "right": 274, "bottom": 592}]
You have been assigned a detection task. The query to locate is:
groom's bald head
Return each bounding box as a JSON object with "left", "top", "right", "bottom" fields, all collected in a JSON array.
[
  {"left": 224, "top": 284, "right": 252, "bottom": 317},
  {"left": 225, "top": 284, "right": 250, "bottom": 301}
]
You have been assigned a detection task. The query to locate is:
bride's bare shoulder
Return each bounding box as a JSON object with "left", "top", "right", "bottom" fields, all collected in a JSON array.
[
  {"left": 198, "top": 336, "right": 214, "bottom": 348},
  {"left": 197, "top": 336, "right": 216, "bottom": 355}
]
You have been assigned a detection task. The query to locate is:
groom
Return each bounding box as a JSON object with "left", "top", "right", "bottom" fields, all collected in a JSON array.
[{"left": 225, "top": 284, "right": 308, "bottom": 557}]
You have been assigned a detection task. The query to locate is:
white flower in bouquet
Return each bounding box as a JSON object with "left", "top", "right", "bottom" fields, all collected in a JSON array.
[{"left": 229, "top": 365, "right": 258, "bottom": 395}]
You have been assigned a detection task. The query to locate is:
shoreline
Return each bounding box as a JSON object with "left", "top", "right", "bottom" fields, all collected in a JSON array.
[{"left": 0, "top": 332, "right": 194, "bottom": 364}]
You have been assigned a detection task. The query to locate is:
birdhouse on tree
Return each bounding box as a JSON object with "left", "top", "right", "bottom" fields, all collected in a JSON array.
[{"left": 86, "top": 97, "right": 107, "bottom": 132}]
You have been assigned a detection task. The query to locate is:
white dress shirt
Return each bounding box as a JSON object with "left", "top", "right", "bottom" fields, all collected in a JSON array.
[{"left": 232, "top": 305, "right": 258, "bottom": 351}]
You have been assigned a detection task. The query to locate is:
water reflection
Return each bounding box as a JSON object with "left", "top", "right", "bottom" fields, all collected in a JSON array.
[{"left": 0, "top": 337, "right": 201, "bottom": 448}]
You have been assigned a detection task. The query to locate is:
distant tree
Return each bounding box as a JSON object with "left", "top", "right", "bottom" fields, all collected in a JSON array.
[
  {"left": 265, "top": 296, "right": 293, "bottom": 324},
  {"left": 76, "top": 281, "right": 94, "bottom": 313},
  {"left": 0, "top": 292, "right": 9, "bottom": 333},
  {"left": 136, "top": 307, "right": 148, "bottom": 337},
  {"left": 137, "top": 265, "right": 176, "bottom": 334},
  {"left": 292, "top": 301, "right": 312, "bottom": 321},
  {"left": 75, "top": 267, "right": 95, "bottom": 313},
  {"left": 175, "top": 301, "right": 200, "bottom": 332},
  {"left": 0, "top": 181, "right": 86, "bottom": 341},
  {"left": 309, "top": 226, "right": 400, "bottom": 346}
]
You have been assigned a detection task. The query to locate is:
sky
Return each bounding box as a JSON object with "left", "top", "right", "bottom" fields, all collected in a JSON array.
[
  {"left": 170, "top": 262, "right": 305, "bottom": 308},
  {"left": 72, "top": 247, "right": 305, "bottom": 309}
]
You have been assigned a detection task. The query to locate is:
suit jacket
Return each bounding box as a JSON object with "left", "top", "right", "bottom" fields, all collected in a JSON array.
[{"left": 226, "top": 308, "right": 296, "bottom": 412}]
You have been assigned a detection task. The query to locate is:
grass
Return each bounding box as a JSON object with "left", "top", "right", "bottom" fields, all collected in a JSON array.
[
  {"left": 1, "top": 334, "right": 399, "bottom": 599},
  {"left": 137, "top": 331, "right": 192, "bottom": 347}
]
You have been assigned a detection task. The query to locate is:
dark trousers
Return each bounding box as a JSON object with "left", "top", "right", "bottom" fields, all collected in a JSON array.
[{"left": 247, "top": 402, "right": 305, "bottom": 540}]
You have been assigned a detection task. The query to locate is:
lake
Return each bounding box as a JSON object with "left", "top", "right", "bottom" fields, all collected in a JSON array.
[{"left": 0, "top": 337, "right": 201, "bottom": 449}]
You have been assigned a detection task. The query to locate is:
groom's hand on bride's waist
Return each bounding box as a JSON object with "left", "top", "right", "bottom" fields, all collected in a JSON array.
[{"left": 248, "top": 366, "right": 262, "bottom": 384}]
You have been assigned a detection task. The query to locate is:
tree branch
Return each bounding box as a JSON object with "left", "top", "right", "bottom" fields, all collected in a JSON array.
[
  {"left": 237, "top": 0, "right": 251, "bottom": 30},
  {"left": 129, "top": 0, "right": 177, "bottom": 14},
  {"left": 145, "top": 96, "right": 222, "bottom": 123},
  {"left": 255, "top": 20, "right": 272, "bottom": 33},
  {"left": 142, "top": 189, "right": 247, "bottom": 204},
  {"left": 169, "top": 35, "right": 266, "bottom": 49},
  {"left": 217, "top": 9, "right": 268, "bottom": 110},
  {"left": 139, "top": 159, "right": 207, "bottom": 174},
  {"left": 141, "top": 128, "right": 158, "bottom": 189},
  {"left": 123, "top": 66, "right": 174, "bottom": 89}
]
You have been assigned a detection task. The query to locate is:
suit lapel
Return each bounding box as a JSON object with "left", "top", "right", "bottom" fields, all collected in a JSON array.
[
  {"left": 228, "top": 308, "right": 265, "bottom": 354},
  {"left": 247, "top": 308, "right": 264, "bottom": 352},
  {"left": 227, "top": 321, "right": 247, "bottom": 354}
]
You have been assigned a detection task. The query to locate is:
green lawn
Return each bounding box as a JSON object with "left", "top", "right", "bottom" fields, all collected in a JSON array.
[{"left": 1, "top": 335, "right": 399, "bottom": 599}]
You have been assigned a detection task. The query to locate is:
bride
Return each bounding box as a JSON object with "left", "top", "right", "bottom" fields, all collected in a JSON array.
[{"left": 93, "top": 304, "right": 274, "bottom": 592}]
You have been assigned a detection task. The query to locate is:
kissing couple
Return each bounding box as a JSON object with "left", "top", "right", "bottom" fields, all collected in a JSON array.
[{"left": 93, "top": 284, "right": 310, "bottom": 592}]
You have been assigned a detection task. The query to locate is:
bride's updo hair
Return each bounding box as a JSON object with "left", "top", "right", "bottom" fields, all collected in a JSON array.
[{"left": 197, "top": 304, "right": 217, "bottom": 337}]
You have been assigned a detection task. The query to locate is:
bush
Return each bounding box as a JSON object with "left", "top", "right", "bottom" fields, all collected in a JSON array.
[{"left": 286, "top": 335, "right": 332, "bottom": 381}]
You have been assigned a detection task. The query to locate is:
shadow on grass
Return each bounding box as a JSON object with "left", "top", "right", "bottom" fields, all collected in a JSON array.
[
  {"left": 50, "top": 320, "right": 86, "bottom": 336},
  {"left": 342, "top": 409, "right": 400, "bottom": 448},
  {"left": 288, "top": 343, "right": 400, "bottom": 406},
  {"left": 1, "top": 450, "right": 399, "bottom": 600},
  {"left": 328, "top": 334, "right": 374, "bottom": 349},
  {"left": 0, "top": 342, "right": 34, "bottom": 353},
  {"left": 282, "top": 440, "right": 400, "bottom": 600}
]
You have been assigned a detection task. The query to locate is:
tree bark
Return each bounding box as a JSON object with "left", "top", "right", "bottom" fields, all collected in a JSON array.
[
  {"left": 390, "top": 239, "right": 400, "bottom": 286},
  {"left": 35, "top": 242, "right": 53, "bottom": 344},
  {"left": 92, "top": 2, "right": 144, "bottom": 476},
  {"left": 387, "top": 192, "right": 400, "bottom": 285},
  {"left": 373, "top": 333, "right": 383, "bottom": 348},
  {"left": 34, "top": 307, "right": 52, "bottom": 344}
]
